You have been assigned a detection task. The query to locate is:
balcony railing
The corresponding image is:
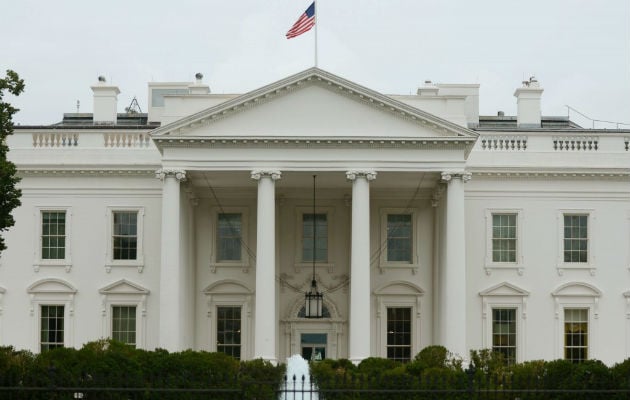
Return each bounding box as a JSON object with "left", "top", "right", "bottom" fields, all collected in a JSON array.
[
  {"left": 32, "top": 133, "right": 79, "bottom": 147},
  {"left": 480, "top": 136, "right": 527, "bottom": 151},
  {"left": 17, "top": 130, "right": 156, "bottom": 150},
  {"left": 477, "top": 133, "right": 629, "bottom": 153}
]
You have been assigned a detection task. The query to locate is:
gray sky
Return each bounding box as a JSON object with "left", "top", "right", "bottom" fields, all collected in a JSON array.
[{"left": 2, "top": 0, "right": 629, "bottom": 128}]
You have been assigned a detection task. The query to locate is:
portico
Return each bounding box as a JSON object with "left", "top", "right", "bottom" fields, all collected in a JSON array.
[{"left": 149, "top": 68, "right": 476, "bottom": 362}]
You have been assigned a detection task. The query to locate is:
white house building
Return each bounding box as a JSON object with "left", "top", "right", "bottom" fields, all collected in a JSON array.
[{"left": 2, "top": 68, "right": 629, "bottom": 365}]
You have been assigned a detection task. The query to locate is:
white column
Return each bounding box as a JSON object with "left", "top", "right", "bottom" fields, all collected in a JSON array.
[
  {"left": 156, "top": 168, "right": 186, "bottom": 351},
  {"left": 346, "top": 169, "right": 376, "bottom": 364},
  {"left": 440, "top": 171, "right": 470, "bottom": 358},
  {"left": 251, "top": 169, "right": 281, "bottom": 363}
]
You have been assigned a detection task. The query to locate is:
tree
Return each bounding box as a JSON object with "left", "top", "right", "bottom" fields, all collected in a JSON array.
[{"left": 0, "top": 70, "right": 24, "bottom": 252}]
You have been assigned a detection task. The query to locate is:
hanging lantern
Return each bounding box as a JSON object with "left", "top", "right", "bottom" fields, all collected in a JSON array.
[
  {"left": 305, "top": 278, "right": 323, "bottom": 318},
  {"left": 304, "top": 175, "right": 324, "bottom": 318}
]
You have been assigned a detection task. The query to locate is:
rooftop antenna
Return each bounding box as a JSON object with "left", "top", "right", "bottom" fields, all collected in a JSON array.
[
  {"left": 76, "top": 100, "right": 80, "bottom": 113},
  {"left": 125, "top": 96, "right": 142, "bottom": 114}
]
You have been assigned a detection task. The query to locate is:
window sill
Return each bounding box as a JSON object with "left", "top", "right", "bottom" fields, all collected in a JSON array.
[
  {"left": 33, "top": 261, "right": 72, "bottom": 273},
  {"left": 556, "top": 263, "right": 596, "bottom": 276},
  {"left": 209, "top": 262, "right": 250, "bottom": 273},
  {"left": 484, "top": 264, "right": 524, "bottom": 276},
  {"left": 293, "top": 263, "right": 335, "bottom": 273},
  {"left": 378, "top": 263, "right": 420, "bottom": 275},
  {"left": 105, "top": 260, "right": 145, "bottom": 273}
]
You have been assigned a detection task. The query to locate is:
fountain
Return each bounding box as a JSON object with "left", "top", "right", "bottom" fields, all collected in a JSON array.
[{"left": 279, "top": 354, "right": 318, "bottom": 400}]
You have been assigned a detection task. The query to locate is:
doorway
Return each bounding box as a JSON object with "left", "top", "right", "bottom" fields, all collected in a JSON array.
[{"left": 301, "top": 333, "right": 327, "bottom": 361}]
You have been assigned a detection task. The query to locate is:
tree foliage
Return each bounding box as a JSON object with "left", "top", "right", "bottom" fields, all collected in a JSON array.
[{"left": 0, "top": 69, "right": 24, "bottom": 252}]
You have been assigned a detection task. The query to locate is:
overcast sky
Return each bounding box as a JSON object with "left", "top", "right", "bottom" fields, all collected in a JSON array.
[{"left": 2, "top": 0, "right": 629, "bottom": 128}]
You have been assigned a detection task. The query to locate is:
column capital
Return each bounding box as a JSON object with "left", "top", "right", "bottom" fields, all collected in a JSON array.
[
  {"left": 251, "top": 169, "right": 282, "bottom": 181},
  {"left": 346, "top": 169, "right": 377, "bottom": 181},
  {"left": 441, "top": 171, "right": 471, "bottom": 183},
  {"left": 156, "top": 168, "right": 186, "bottom": 182}
]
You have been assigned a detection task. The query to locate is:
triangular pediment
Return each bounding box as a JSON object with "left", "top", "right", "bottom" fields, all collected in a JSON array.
[
  {"left": 99, "top": 279, "right": 149, "bottom": 295},
  {"left": 480, "top": 282, "right": 529, "bottom": 297},
  {"left": 152, "top": 68, "right": 477, "bottom": 141}
]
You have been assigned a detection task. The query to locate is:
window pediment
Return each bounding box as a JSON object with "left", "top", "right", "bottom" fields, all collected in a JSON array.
[
  {"left": 374, "top": 281, "right": 425, "bottom": 296},
  {"left": 99, "top": 279, "right": 149, "bottom": 295},
  {"left": 552, "top": 282, "right": 601, "bottom": 298},
  {"left": 27, "top": 278, "right": 77, "bottom": 294},
  {"left": 480, "top": 282, "right": 529, "bottom": 297},
  {"left": 203, "top": 280, "right": 252, "bottom": 295}
]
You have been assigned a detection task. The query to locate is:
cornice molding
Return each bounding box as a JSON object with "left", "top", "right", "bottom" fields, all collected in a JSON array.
[
  {"left": 151, "top": 136, "right": 475, "bottom": 150},
  {"left": 470, "top": 170, "right": 630, "bottom": 179},
  {"left": 18, "top": 168, "right": 157, "bottom": 177}
]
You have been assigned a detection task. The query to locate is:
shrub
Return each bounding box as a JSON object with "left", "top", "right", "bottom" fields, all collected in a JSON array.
[
  {"left": 0, "top": 346, "right": 34, "bottom": 386},
  {"left": 240, "top": 358, "right": 285, "bottom": 400},
  {"left": 415, "top": 345, "right": 450, "bottom": 369},
  {"left": 357, "top": 357, "right": 401, "bottom": 377},
  {"left": 310, "top": 359, "right": 360, "bottom": 400}
]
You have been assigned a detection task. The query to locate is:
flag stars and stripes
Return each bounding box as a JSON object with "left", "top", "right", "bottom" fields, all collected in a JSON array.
[{"left": 286, "top": 2, "right": 315, "bottom": 39}]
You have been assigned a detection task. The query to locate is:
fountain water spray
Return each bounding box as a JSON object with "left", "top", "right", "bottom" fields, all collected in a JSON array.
[{"left": 279, "top": 354, "right": 318, "bottom": 400}]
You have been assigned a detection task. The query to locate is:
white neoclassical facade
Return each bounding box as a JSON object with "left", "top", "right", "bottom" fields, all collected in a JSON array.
[{"left": 2, "top": 68, "right": 629, "bottom": 365}]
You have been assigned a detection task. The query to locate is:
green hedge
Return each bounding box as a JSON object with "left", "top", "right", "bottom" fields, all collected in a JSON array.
[
  {"left": 309, "top": 346, "right": 629, "bottom": 399},
  {"left": 1, "top": 342, "right": 629, "bottom": 399},
  {"left": 0, "top": 339, "right": 284, "bottom": 399}
]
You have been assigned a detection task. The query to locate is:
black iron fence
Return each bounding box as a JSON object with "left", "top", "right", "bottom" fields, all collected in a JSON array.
[{"left": 1, "top": 372, "right": 630, "bottom": 400}]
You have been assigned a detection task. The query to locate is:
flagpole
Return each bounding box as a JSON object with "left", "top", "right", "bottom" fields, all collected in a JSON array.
[{"left": 314, "top": 0, "right": 318, "bottom": 67}]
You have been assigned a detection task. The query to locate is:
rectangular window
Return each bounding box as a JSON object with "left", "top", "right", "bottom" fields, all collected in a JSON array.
[
  {"left": 41, "top": 305, "right": 64, "bottom": 352},
  {"left": 302, "top": 213, "right": 328, "bottom": 262},
  {"left": 564, "top": 215, "right": 588, "bottom": 263},
  {"left": 113, "top": 212, "right": 138, "bottom": 260},
  {"left": 564, "top": 308, "right": 588, "bottom": 363},
  {"left": 112, "top": 306, "right": 137, "bottom": 347},
  {"left": 217, "top": 213, "right": 242, "bottom": 262},
  {"left": 492, "top": 308, "right": 517, "bottom": 365},
  {"left": 387, "top": 214, "right": 412, "bottom": 263},
  {"left": 492, "top": 214, "right": 517, "bottom": 263},
  {"left": 386, "top": 307, "right": 411, "bottom": 362},
  {"left": 42, "top": 211, "right": 66, "bottom": 260},
  {"left": 217, "top": 306, "right": 241, "bottom": 360}
]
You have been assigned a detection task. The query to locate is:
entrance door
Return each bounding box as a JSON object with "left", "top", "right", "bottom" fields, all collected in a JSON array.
[{"left": 301, "top": 333, "right": 327, "bottom": 361}]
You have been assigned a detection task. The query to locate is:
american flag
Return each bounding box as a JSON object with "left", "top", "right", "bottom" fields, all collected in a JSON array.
[{"left": 286, "top": 2, "right": 315, "bottom": 39}]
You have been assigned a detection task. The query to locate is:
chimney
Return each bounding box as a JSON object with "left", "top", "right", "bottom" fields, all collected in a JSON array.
[
  {"left": 417, "top": 80, "right": 439, "bottom": 96},
  {"left": 514, "top": 76, "right": 543, "bottom": 128},
  {"left": 91, "top": 76, "right": 120, "bottom": 124},
  {"left": 188, "top": 72, "right": 210, "bottom": 95}
]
